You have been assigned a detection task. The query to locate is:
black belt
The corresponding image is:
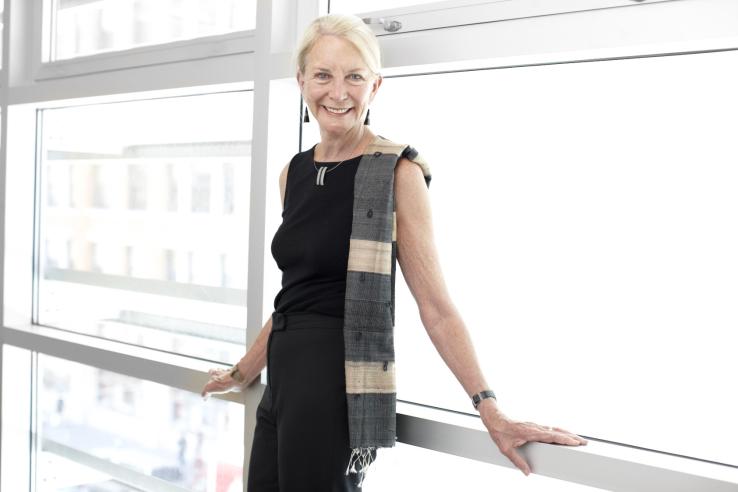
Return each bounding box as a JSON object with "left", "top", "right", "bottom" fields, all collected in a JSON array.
[{"left": 271, "top": 311, "right": 344, "bottom": 331}]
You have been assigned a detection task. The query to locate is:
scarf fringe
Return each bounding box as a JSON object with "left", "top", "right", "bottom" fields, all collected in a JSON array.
[{"left": 344, "top": 447, "right": 377, "bottom": 488}]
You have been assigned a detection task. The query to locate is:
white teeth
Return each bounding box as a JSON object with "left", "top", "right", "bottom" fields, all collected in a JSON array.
[{"left": 325, "top": 106, "right": 351, "bottom": 114}]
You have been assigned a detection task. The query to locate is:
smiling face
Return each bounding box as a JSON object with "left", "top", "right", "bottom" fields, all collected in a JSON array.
[{"left": 298, "top": 34, "right": 382, "bottom": 138}]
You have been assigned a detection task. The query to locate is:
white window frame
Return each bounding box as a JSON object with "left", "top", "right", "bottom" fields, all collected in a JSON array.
[
  {"left": 7, "top": 0, "right": 256, "bottom": 104},
  {"left": 345, "top": 0, "right": 678, "bottom": 36},
  {"left": 3, "top": 323, "right": 738, "bottom": 491},
  {"left": 33, "top": 30, "right": 256, "bottom": 81},
  {"left": 334, "top": 0, "right": 738, "bottom": 79},
  {"left": 2, "top": 0, "right": 738, "bottom": 491},
  {"left": 31, "top": 0, "right": 255, "bottom": 80},
  {"left": 32, "top": 0, "right": 256, "bottom": 81}
]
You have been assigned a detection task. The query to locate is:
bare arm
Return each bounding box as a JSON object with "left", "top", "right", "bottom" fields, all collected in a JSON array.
[
  {"left": 394, "top": 157, "right": 586, "bottom": 475},
  {"left": 233, "top": 315, "right": 272, "bottom": 386},
  {"left": 394, "top": 158, "right": 492, "bottom": 406},
  {"left": 279, "top": 160, "right": 289, "bottom": 209},
  {"left": 201, "top": 315, "right": 272, "bottom": 397},
  {"left": 233, "top": 160, "right": 291, "bottom": 385}
]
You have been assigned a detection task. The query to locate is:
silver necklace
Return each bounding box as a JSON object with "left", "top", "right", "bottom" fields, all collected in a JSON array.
[
  {"left": 313, "top": 138, "right": 366, "bottom": 186},
  {"left": 313, "top": 157, "right": 348, "bottom": 186}
]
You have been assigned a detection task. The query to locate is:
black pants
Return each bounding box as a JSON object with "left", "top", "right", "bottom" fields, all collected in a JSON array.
[{"left": 247, "top": 312, "right": 365, "bottom": 491}]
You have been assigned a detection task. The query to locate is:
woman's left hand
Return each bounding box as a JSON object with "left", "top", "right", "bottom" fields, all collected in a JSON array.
[{"left": 477, "top": 400, "right": 588, "bottom": 476}]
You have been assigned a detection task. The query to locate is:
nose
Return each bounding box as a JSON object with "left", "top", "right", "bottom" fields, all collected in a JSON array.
[{"left": 328, "top": 77, "right": 348, "bottom": 101}]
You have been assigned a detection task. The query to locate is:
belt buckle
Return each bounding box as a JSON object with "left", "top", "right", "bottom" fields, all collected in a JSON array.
[{"left": 271, "top": 312, "right": 287, "bottom": 331}]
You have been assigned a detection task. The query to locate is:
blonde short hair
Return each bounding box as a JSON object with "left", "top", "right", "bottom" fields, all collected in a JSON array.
[{"left": 296, "top": 14, "right": 381, "bottom": 76}]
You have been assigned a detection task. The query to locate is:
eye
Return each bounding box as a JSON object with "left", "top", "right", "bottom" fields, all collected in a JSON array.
[
  {"left": 349, "top": 73, "right": 365, "bottom": 81},
  {"left": 315, "top": 72, "right": 330, "bottom": 80}
]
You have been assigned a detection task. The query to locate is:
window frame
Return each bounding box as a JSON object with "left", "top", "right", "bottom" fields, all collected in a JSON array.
[
  {"left": 360, "top": 0, "right": 738, "bottom": 78},
  {"left": 5, "top": 323, "right": 738, "bottom": 491},
  {"left": 2, "top": 0, "right": 738, "bottom": 490},
  {"left": 32, "top": 0, "right": 256, "bottom": 81},
  {"left": 338, "top": 0, "right": 678, "bottom": 35}
]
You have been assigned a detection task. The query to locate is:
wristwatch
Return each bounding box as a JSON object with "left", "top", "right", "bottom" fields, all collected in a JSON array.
[
  {"left": 471, "top": 389, "right": 497, "bottom": 409},
  {"left": 229, "top": 364, "right": 246, "bottom": 384}
]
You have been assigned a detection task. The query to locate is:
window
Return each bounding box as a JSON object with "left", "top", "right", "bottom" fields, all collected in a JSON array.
[
  {"left": 191, "top": 171, "right": 211, "bottom": 213},
  {"left": 4, "top": 1, "right": 737, "bottom": 491},
  {"left": 50, "top": 0, "right": 257, "bottom": 61},
  {"left": 37, "top": 92, "right": 253, "bottom": 362},
  {"left": 38, "top": 355, "right": 244, "bottom": 491},
  {"left": 167, "top": 162, "right": 179, "bottom": 212},
  {"left": 362, "top": 49, "right": 738, "bottom": 466},
  {"left": 365, "top": 442, "right": 604, "bottom": 491},
  {"left": 328, "top": 0, "right": 674, "bottom": 36},
  {"left": 127, "top": 164, "right": 147, "bottom": 210},
  {"left": 91, "top": 164, "right": 108, "bottom": 208},
  {"left": 223, "top": 162, "right": 235, "bottom": 214},
  {"left": 0, "top": 2, "right": 3, "bottom": 69},
  {"left": 330, "top": 0, "right": 450, "bottom": 14}
]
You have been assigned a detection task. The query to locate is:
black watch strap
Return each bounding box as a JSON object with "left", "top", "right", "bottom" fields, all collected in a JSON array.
[{"left": 471, "top": 389, "right": 497, "bottom": 409}]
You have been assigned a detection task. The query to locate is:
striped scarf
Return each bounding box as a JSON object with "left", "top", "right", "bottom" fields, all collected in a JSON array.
[{"left": 343, "top": 136, "right": 431, "bottom": 487}]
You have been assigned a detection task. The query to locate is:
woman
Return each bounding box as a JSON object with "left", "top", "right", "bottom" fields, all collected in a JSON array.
[{"left": 202, "top": 13, "right": 587, "bottom": 491}]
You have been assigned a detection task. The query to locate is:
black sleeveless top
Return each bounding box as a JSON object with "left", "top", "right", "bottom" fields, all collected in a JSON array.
[{"left": 271, "top": 145, "right": 361, "bottom": 317}]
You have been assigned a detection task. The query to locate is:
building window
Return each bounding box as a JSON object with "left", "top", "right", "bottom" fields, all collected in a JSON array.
[
  {"left": 128, "top": 164, "right": 147, "bottom": 210},
  {"left": 191, "top": 171, "right": 211, "bottom": 213}
]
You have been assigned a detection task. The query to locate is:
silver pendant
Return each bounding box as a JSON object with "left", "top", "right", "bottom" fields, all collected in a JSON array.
[{"left": 316, "top": 166, "right": 327, "bottom": 186}]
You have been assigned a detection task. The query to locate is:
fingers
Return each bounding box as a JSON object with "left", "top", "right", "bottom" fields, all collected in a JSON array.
[
  {"left": 202, "top": 380, "right": 219, "bottom": 400},
  {"left": 202, "top": 382, "right": 227, "bottom": 400},
  {"left": 531, "top": 426, "right": 587, "bottom": 446},
  {"left": 209, "top": 368, "right": 227, "bottom": 380},
  {"left": 505, "top": 448, "right": 531, "bottom": 476},
  {"left": 545, "top": 425, "right": 588, "bottom": 445},
  {"left": 490, "top": 420, "right": 588, "bottom": 478},
  {"left": 202, "top": 368, "right": 236, "bottom": 401},
  {"left": 553, "top": 427, "right": 588, "bottom": 445}
]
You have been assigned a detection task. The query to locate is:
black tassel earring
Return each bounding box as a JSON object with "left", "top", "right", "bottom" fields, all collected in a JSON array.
[
  {"left": 364, "top": 108, "right": 370, "bottom": 125},
  {"left": 303, "top": 105, "right": 310, "bottom": 123}
]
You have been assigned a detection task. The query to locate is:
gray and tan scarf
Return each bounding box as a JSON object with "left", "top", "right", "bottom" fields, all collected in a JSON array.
[{"left": 342, "top": 136, "right": 431, "bottom": 487}]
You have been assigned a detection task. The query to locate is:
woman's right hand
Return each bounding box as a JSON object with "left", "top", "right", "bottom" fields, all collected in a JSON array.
[{"left": 201, "top": 367, "right": 246, "bottom": 400}]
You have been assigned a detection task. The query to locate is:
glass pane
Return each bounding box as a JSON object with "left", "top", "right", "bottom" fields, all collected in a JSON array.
[
  {"left": 330, "top": 0, "right": 461, "bottom": 14},
  {"left": 38, "top": 355, "right": 244, "bottom": 492},
  {"left": 328, "top": 0, "right": 673, "bottom": 38},
  {"left": 364, "top": 442, "right": 604, "bottom": 491},
  {"left": 369, "top": 51, "right": 738, "bottom": 465},
  {"left": 2, "top": 346, "right": 32, "bottom": 492},
  {"left": 38, "top": 92, "right": 252, "bottom": 362},
  {"left": 0, "top": 3, "right": 4, "bottom": 69},
  {"left": 53, "top": 0, "right": 256, "bottom": 61},
  {"left": 39, "top": 452, "right": 144, "bottom": 491}
]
